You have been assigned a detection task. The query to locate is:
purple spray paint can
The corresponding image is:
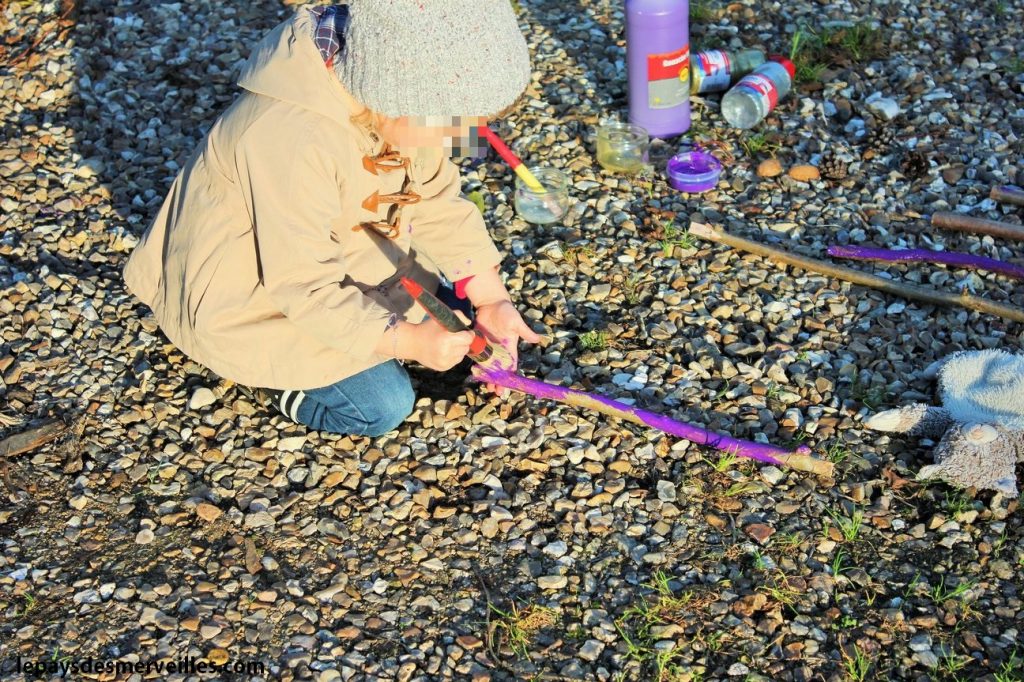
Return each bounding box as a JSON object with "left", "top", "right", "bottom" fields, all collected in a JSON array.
[{"left": 625, "top": 0, "right": 690, "bottom": 138}]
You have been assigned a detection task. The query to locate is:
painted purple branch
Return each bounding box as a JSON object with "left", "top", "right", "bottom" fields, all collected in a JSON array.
[
  {"left": 827, "top": 245, "right": 1024, "bottom": 281},
  {"left": 475, "top": 367, "right": 833, "bottom": 476}
]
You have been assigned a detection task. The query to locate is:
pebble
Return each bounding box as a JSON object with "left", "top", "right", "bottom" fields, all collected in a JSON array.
[
  {"left": 788, "top": 165, "right": 821, "bottom": 182},
  {"left": 277, "top": 435, "right": 307, "bottom": 451},
  {"left": 578, "top": 639, "right": 605, "bottom": 662},
  {"left": 865, "top": 92, "right": 901, "bottom": 120},
  {"left": 189, "top": 387, "right": 217, "bottom": 409},
  {"left": 757, "top": 158, "right": 783, "bottom": 178},
  {"left": 543, "top": 541, "right": 569, "bottom": 558},
  {"left": 538, "top": 575, "right": 568, "bottom": 590},
  {"left": 1, "top": 1, "right": 1020, "bottom": 681},
  {"left": 195, "top": 503, "right": 222, "bottom": 521},
  {"left": 656, "top": 480, "right": 676, "bottom": 502}
]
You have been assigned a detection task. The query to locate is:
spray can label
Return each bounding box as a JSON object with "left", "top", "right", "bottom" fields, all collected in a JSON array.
[
  {"left": 734, "top": 72, "right": 779, "bottom": 111},
  {"left": 693, "top": 50, "right": 732, "bottom": 93},
  {"left": 647, "top": 45, "right": 689, "bottom": 109}
]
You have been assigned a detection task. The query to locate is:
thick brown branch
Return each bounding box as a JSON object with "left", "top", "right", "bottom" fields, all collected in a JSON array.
[
  {"left": 931, "top": 212, "right": 1024, "bottom": 242},
  {"left": 689, "top": 222, "right": 1024, "bottom": 324},
  {"left": 990, "top": 185, "right": 1024, "bottom": 208}
]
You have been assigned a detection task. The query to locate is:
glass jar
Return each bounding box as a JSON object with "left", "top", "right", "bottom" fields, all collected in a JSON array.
[
  {"left": 514, "top": 167, "right": 570, "bottom": 225},
  {"left": 596, "top": 122, "right": 650, "bottom": 174}
]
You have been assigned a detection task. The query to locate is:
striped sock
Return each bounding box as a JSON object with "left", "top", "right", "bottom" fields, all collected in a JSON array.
[{"left": 272, "top": 389, "right": 306, "bottom": 423}]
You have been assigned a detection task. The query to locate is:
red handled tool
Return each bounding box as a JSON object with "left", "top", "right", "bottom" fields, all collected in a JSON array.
[{"left": 400, "top": 277, "right": 494, "bottom": 363}]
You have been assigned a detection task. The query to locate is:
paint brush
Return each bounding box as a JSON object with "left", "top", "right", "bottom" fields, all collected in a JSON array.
[
  {"left": 478, "top": 125, "right": 547, "bottom": 192},
  {"left": 400, "top": 277, "right": 495, "bottom": 364}
]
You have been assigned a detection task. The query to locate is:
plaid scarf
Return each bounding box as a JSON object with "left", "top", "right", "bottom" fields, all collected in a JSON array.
[{"left": 309, "top": 5, "right": 350, "bottom": 66}]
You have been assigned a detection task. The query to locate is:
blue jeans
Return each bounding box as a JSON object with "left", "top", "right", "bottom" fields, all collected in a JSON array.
[{"left": 290, "top": 283, "right": 472, "bottom": 436}]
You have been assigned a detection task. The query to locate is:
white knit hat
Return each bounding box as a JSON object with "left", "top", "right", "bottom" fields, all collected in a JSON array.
[{"left": 336, "top": 0, "right": 532, "bottom": 118}]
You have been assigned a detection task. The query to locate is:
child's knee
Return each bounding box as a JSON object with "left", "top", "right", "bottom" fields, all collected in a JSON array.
[{"left": 357, "top": 383, "right": 415, "bottom": 436}]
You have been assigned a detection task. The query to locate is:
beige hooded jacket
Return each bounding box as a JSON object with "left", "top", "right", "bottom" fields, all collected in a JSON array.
[{"left": 123, "top": 10, "right": 503, "bottom": 390}]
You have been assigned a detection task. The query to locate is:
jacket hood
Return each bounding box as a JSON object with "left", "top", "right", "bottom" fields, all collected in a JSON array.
[{"left": 237, "top": 10, "right": 354, "bottom": 126}]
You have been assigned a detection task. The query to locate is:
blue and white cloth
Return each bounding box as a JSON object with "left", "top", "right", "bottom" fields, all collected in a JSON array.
[{"left": 309, "top": 5, "right": 350, "bottom": 65}]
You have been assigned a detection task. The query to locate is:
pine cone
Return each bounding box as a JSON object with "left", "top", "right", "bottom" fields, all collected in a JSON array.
[
  {"left": 900, "top": 150, "right": 931, "bottom": 179},
  {"left": 863, "top": 125, "right": 897, "bottom": 158},
  {"left": 819, "top": 151, "right": 849, "bottom": 181}
]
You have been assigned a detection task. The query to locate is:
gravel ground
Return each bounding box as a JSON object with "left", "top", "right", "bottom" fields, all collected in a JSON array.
[{"left": 2, "top": 0, "right": 1023, "bottom": 680}]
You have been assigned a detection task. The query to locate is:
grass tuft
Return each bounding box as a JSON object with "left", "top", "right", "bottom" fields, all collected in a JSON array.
[
  {"left": 827, "top": 507, "right": 865, "bottom": 542},
  {"left": 653, "top": 218, "right": 696, "bottom": 258},
  {"left": 842, "top": 643, "right": 871, "bottom": 681},
  {"left": 789, "top": 21, "right": 887, "bottom": 84},
  {"left": 488, "top": 602, "right": 559, "bottom": 659},
  {"left": 579, "top": 329, "right": 608, "bottom": 351},
  {"left": 928, "top": 576, "right": 976, "bottom": 605},
  {"left": 738, "top": 131, "right": 781, "bottom": 158}
]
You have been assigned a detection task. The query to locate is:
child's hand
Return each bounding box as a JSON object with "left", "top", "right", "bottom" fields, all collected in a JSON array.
[
  {"left": 408, "top": 318, "right": 476, "bottom": 371},
  {"left": 474, "top": 300, "right": 542, "bottom": 372}
]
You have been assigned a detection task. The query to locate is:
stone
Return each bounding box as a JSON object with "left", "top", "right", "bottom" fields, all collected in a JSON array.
[
  {"left": 757, "top": 158, "right": 783, "bottom": 178},
  {"left": 537, "top": 575, "right": 567, "bottom": 590},
  {"left": 865, "top": 93, "right": 900, "bottom": 121},
  {"left": 745, "top": 523, "right": 775, "bottom": 545},
  {"left": 543, "top": 541, "right": 568, "bottom": 558},
  {"left": 200, "top": 623, "right": 222, "bottom": 639},
  {"left": 189, "top": 388, "right": 217, "bottom": 410},
  {"left": 788, "top": 165, "right": 820, "bottom": 182},
  {"left": 207, "top": 649, "right": 230, "bottom": 665},
  {"left": 732, "top": 593, "right": 768, "bottom": 617},
  {"left": 578, "top": 639, "right": 605, "bottom": 662},
  {"left": 195, "top": 503, "right": 222, "bottom": 522},
  {"left": 277, "top": 435, "right": 307, "bottom": 451},
  {"left": 245, "top": 512, "right": 276, "bottom": 529}
]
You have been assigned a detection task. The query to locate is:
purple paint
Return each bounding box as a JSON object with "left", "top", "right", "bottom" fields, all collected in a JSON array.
[
  {"left": 626, "top": 0, "right": 691, "bottom": 138},
  {"left": 476, "top": 367, "right": 810, "bottom": 465},
  {"left": 666, "top": 151, "right": 722, "bottom": 193},
  {"left": 828, "top": 245, "right": 1024, "bottom": 281}
]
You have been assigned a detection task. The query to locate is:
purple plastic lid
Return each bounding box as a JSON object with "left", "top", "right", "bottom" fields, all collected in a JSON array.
[{"left": 666, "top": 150, "right": 723, "bottom": 193}]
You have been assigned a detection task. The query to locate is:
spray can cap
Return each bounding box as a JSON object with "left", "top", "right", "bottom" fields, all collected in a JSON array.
[{"left": 768, "top": 55, "right": 796, "bottom": 79}]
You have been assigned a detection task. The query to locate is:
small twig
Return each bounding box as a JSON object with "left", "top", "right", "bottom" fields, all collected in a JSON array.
[
  {"left": 1, "top": 458, "right": 14, "bottom": 493},
  {"left": 689, "top": 222, "right": 1024, "bottom": 324},
  {"left": 474, "top": 569, "right": 510, "bottom": 671},
  {"left": 3, "top": 1, "right": 78, "bottom": 68}
]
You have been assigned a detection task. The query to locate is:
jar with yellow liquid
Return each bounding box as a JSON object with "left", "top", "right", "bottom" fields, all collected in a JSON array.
[{"left": 596, "top": 122, "right": 650, "bottom": 175}]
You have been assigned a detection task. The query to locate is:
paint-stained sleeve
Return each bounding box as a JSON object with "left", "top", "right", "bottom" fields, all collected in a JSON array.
[
  {"left": 235, "top": 121, "right": 391, "bottom": 359},
  {"left": 407, "top": 151, "right": 504, "bottom": 281}
]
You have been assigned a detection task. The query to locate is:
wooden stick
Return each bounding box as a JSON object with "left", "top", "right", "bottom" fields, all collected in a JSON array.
[
  {"left": 990, "top": 185, "right": 1024, "bottom": 207},
  {"left": 476, "top": 367, "right": 835, "bottom": 477},
  {"left": 689, "top": 222, "right": 1024, "bottom": 324},
  {"left": 931, "top": 212, "right": 1024, "bottom": 242},
  {"left": 0, "top": 420, "right": 67, "bottom": 458}
]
